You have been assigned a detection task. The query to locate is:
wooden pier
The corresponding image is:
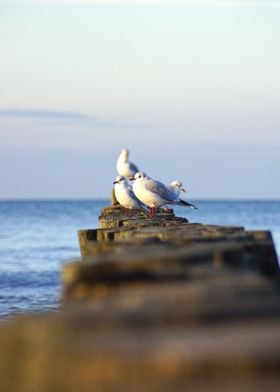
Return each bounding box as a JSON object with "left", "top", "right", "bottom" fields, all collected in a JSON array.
[{"left": 0, "top": 205, "right": 280, "bottom": 391}]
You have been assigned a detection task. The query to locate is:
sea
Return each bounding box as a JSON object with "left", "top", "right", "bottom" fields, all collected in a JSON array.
[{"left": 0, "top": 200, "right": 279, "bottom": 320}]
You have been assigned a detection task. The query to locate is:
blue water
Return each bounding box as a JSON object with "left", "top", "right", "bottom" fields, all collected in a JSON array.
[{"left": 0, "top": 200, "right": 279, "bottom": 319}]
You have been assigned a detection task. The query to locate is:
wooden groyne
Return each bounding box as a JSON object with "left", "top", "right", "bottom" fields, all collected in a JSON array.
[{"left": 0, "top": 205, "right": 280, "bottom": 391}]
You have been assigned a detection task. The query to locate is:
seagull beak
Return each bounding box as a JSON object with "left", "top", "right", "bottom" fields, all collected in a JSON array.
[
  {"left": 113, "top": 180, "right": 118, "bottom": 184},
  {"left": 181, "top": 187, "right": 187, "bottom": 193},
  {"left": 129, "top": 177, "right": 135, "bottom": 181}
]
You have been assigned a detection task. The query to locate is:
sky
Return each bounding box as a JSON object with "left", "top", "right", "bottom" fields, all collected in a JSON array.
[{"left": 0, "top": 0, "right": 279, "bottom": 199}]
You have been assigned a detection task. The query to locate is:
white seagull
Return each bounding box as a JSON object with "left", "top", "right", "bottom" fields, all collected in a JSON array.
[
  {"left": 113, "top": 175, "right": 148, "bottom": 212},
  {"left": 116, "top": 148, "right": 139, "bottom": 179},
  {"left": 168, "top": 180, "right": 187, "bottom": 196},
  {"left": 132, "top": 171, "right": 197, "bottom": 217}
]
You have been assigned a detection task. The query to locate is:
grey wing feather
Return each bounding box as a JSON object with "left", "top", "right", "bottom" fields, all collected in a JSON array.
[
  {"left": 129, "top": 162, "right": 139, "bottom": 175},
  {"left": 145, "top": 179, "right": 177, "bottom": 201}
]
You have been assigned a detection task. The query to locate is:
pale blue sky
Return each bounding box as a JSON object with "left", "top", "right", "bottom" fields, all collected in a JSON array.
[{"left": 0, "top": 0, "right": 279, "bottom": 198}]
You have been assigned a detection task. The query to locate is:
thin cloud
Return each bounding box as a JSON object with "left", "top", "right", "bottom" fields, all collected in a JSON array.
[
  {"left": 0, "top": 108, "right": 93, "bottom": 122},
  {"left": 0, "top": 107, "right": 150, "bottom": 129}
]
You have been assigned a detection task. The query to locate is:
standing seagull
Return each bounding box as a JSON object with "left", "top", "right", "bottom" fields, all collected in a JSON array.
[
  {"left": 168, "top": 180, "right": 187, "bottom": 197},
  {"left": 113, "top": 175, "right": 148, "bottom": 212},
  {"left": 116, "top": 148, "right": 139, "bottom": 179},
  {"left": 132, "top": 171, "right": 197, "bottom": 217}
]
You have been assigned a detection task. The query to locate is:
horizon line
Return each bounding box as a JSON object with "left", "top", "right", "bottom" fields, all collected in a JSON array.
[{"left": 0, "top": 197, "right": 279, "bottom": 202}]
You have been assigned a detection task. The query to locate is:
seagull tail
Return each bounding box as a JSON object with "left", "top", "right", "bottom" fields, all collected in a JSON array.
[{"left": 179, "top": 199, "right": 198, "bottom": 209}]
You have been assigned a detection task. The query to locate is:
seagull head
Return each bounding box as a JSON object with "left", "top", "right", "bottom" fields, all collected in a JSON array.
[
  {"left": 131, "top": 171, "right": 148, "bottom": 181},
  {"left": 120, "top": 148, "right": 129, "bottom": 160},
  {"left": 170, "top": 180, "right": 186, "bottom": 192},
  {"left": 113, "top": 175, "right": 125, "bottom": 184}
]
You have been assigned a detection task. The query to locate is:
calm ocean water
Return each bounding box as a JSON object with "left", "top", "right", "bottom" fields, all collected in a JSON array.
[{"left": 0, "top": 200, "right": 279, "bottom": 319}]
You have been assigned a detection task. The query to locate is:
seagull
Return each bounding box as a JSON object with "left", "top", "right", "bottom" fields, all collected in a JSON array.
[
  {"left": 116, "top": 148, "right": 139, "bottom": 179},
  {"left": 132, "top": 171, "right": 197, "bottom": 218},
  {"left": 113, "top": 175, "right": 148, "bottom": 212},
  {"left": 168, "top": 180, "right": 187, "bottom": 196}
]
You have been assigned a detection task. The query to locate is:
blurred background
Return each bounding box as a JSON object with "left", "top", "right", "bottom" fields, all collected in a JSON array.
[{"left": 0, "top": 0, "right": 279, "bottom": 200}]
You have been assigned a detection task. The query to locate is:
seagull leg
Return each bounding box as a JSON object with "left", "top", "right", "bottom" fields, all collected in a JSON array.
[{"left": 149, "top": 206, "right": 155, "bottom": 218}]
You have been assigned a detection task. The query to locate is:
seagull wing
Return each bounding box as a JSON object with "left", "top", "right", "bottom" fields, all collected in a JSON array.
[
  {"left": 145, "top": 179, "right": 177, "bottom": 202},
  {"left": 128, "top": 162, "right": 139, "bottom": 175}
]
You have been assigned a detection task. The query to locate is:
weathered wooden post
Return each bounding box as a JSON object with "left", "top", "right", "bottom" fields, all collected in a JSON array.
[{"left": 0, "top": 204, "right": 280, "bottom": 392}]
